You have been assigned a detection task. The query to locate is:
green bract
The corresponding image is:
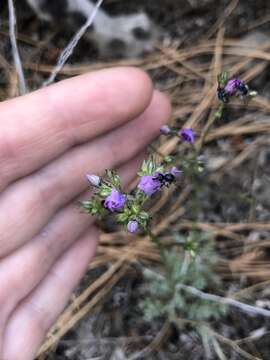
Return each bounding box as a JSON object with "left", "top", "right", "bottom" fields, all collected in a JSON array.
[{"left": 217, "top": 71, "right": 229, "bottom": 87}]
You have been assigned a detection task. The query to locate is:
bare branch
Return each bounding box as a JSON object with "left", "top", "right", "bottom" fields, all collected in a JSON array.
[
  {"left": 176, "top": 283, "right": 270, "bottom": 318},
  {"left": 43, "top": 0, "right": 104, "bottom": 87}
]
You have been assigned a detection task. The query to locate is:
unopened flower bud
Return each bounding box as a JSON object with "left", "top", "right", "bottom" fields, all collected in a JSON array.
[
  {"left": 86, "top": 174, "right": 101, "bottom": 187},
  {"left": 127, "top": 220, "right": 139, "bottom": 233},
  {"left": 249, "top": 90, "right": 257, "bottom": 97},
  {"left": 160, "top": 125, "right": 171, "bottom": 135}
]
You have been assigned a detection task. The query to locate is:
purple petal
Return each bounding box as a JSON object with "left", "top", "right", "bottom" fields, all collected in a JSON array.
[
  {"left": 104, "top": 188, "right": 126, "bottom": 212},
  {"left": 224, "top": 78, "right": 241, "bottom": 95},
  {"left": 179, "top": 128, "right": 195, "bottom": 143},
  {"left": 138, "top": 175, "right": 161, "bottom": 196},
  {"left": 170, "top": 166, "right": 182, "bottom": 178},
  {"left": 160, "top": 125, "right": 171, "bottom": 135}
]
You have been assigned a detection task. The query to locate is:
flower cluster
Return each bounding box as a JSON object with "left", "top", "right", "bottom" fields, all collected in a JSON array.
[
  {"left": 217, "top": 72, "right": 256, "bottom": 103},
  {"left": 82, "top": 72, "right": 255, "bottom": 238},
  {"left": 81, "top": 161, "right": 182, "bottom": 233},
  {"left": 160, "top": 126, "right": 196, "bottom": 143}
]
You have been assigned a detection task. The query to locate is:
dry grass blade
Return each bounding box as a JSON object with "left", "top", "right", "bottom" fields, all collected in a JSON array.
[
  {"left": 38, "top": 259, "right": 129, "bottom": 356},
  {"left": 127, "top": 321, "right": 171, "bottom": 360},
  {"left": 205, "top": 0, "right": 239, "bottom": 39}
]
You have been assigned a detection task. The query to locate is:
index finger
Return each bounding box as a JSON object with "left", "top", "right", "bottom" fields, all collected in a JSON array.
[{"left": 0, "top": 67, "right": 153, "bottom": 191}]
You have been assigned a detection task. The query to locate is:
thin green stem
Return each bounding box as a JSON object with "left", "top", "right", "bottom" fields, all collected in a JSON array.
[
  {"left": 197, "top": 101, "right": 225, "bottom": 153},
  {"left": 146, "top": 229, "right": 164, "bottom": 253}
]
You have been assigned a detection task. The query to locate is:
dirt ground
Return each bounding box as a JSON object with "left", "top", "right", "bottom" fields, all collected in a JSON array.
[{"left": 1, "top": 0, "right": 270, "bottom": 359}]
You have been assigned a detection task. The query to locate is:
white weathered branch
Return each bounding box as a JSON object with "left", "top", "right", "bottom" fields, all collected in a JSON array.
[
  {"left": 176, "top": 283, "right": 270, "bottom": 318},
  {"left": 43, "top": 0, "right": 104, "bottom": 87}
]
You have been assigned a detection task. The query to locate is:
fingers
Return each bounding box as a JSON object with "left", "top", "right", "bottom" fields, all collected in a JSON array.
[
  {"left": 2, "top": 229, "right": 99, "bottom": 360},
  {"left": 0, "top": 67, "right": 153, "bottom": 191},
  {"left": 0, "top": 152, "right": 145, "bottom": 319},
  {"left": 0, "top": 91, "right": 171, "bottom": 257}
]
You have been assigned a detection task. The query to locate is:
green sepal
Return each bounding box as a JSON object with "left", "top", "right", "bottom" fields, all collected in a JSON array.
[
  {"left": 163, "top": 156, "right": 173, "bottom": 164},
  {"left": 138, "top": 211, "right": 150, "bottom": 221},
  {"left": 217, "top": 71, "right": 229, "bottom": 87},
  {"left": 131, "top": 204, "right": 140, "bottom": 215},
  {"left": 80, "top": 198, "right": 106, "bottom": 217},
  {"left": 99, "top": 187, "right": 112, "bottom": 197},
  {"left": 105, "top": 170, "right": 122, "bottom": 188},
  {"left": 138, "top": 158, "right": 165, "bottom": 176},
  {"left": 117, "top": 212, "right": 129, "bottom": 223}
]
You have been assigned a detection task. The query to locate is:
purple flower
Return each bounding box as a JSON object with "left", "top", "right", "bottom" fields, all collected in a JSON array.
[
  {"left": 179, "top": 128, "right": 195, "bottom": 143},
  {"left": 224, "top": 78, "right": 242, "bottom": 95},
  {"left": 170, "top": 166, "right": 182, "bottom": 178},
  {"left": 127, "top": 220, "right": 139, "bottom": 233},
  {"left": 86, "top": 174, "right": 101, "bottom": 187},
  {"left": 160, "top": 125, "right": 171, "bottom": 135},
  {"left": 138, "top": 175, "right": 161, "bottom": 196},
  {"left": 104, "top": 188, "right": 126, "bottom": 212}
]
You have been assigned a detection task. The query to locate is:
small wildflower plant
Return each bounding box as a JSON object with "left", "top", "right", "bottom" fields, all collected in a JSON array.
[
  {"left": 142, "top": 231, "right": 227, "bottom": 322},
  {"left": 81, "top": 73, "right": 257, "bottom": 333},
  {"left": 82, "top": 160, "right": 182, "bottom": 233},
  {"left": 217, "top": 71, "right": 257, "bottom": 103}
]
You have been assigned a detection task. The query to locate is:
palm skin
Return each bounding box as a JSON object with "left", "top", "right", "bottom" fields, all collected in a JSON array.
[{"left": 0, "top": 67, "right": 171, "bottom": 360}]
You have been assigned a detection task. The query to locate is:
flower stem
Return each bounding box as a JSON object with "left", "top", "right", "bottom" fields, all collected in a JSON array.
[
  {"left": 146, "top": 228, "right": 169, "bottom": 264},
  {"left": 197, "top": 102, "right": 225, "bottom": 153},
  {"left": 147, "top": 229, "right": 162, "bottom": 249}
]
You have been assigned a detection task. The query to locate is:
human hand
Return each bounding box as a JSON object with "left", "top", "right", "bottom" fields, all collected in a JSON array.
[{"left": 0, "top": 67, "right": 171, "bottom": 359}]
